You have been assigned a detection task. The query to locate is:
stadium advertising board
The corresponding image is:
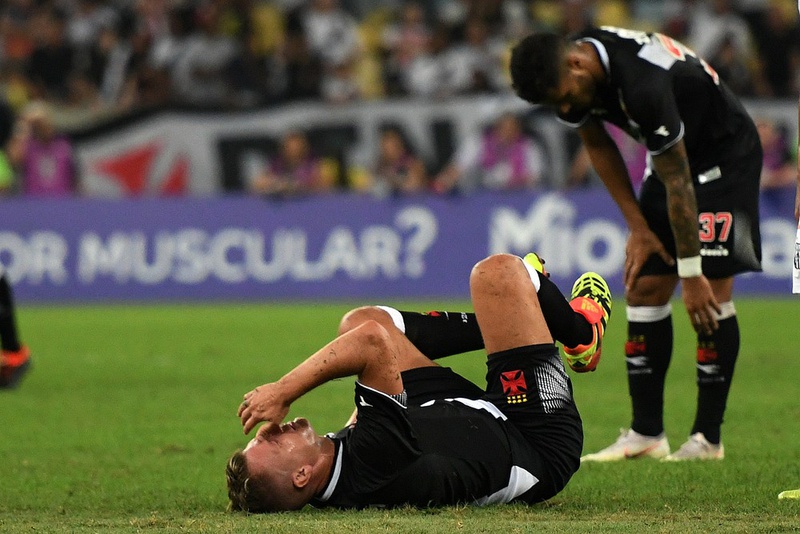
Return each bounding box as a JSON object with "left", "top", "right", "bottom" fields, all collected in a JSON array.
[{"left": 1, "top": 189, "right": 795, "bottom": 302}]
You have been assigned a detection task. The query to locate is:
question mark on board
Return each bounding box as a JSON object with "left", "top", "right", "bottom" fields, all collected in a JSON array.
[{"left": 396, "top": 206, "right": 438, "bottom": 278}]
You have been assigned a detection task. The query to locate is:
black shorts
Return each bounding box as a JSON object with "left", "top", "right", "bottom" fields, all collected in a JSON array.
[
  {"left": 401, "top": 348, "right": 583, "bottom": 503},
  {"left": 483, "top": 344, "right": 583, "bottom": 502},
  {"left": 638, "top": 147, "right": 763, "bottom": 279},
  {"left": 401, "top": 366, "right": 486, "bottom": 406}
]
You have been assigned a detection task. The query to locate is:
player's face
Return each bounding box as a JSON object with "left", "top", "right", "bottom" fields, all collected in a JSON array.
[
  {"left": 544, "top": 48, "right": 597, "bottom": 117},
  {"left": 243, "top": 418, "right": 321, "bottom": 479},
  {"left": 547, "top": 69, "right": 595, "bottom": 117}
]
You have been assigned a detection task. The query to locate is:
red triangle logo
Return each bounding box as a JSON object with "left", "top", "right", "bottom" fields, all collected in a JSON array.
[
  {"left": 93, "top": 142, "right": 160, "bottom": 195},
  {"left": 160, "top": 156, "right": 188, "bottom": 196}
]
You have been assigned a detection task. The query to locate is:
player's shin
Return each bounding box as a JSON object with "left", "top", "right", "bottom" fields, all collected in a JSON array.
[
  {"left": 626, "top": 305, "right": 673, "bottom": 437},
  {"left": 690, "top": 303, "right": 739, "bottom": 445},
  {"left": 394, "top": 309, "right": 484, "bottom": 360}
]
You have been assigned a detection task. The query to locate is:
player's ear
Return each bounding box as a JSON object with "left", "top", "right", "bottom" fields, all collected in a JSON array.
[{"left": 292, "top": 465, "right": 313, "bottom": 489}]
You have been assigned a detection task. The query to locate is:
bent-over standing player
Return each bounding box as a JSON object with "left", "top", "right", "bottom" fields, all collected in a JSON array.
[
  {"left": 227, "top": 253, "right": 611, "bottom": 511},
  {"left": 510, "top": 27, "right": 762, "bottom": 461}
]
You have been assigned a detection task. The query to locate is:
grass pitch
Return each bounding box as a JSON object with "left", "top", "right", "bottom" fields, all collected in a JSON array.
[{"left": 1, "top": 298, "right": 799, "bottom": 533}]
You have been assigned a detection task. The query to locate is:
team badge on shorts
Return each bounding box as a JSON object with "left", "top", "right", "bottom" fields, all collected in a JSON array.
[{"left": 500, "top": 370, "right": 528, "bottom": 404}]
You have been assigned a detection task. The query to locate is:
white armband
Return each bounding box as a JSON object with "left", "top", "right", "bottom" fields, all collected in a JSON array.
[{"left": 677, "top": 255, "right": 702, "bottom": 278}]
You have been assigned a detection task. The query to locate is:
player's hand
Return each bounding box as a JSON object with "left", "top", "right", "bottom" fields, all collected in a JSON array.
[
  {"left": 624, "top": 229, "right": 674, "bottom": 291},
  {"left": 238, "top": 382, "right": 291, "bottom": 435},
  {"left": 680, "top": 276, "right": 722, "bottom": 335}
]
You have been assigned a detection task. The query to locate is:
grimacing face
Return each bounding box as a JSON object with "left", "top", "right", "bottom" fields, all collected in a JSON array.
[{"left": 243, "top": 418, "right": 322, "bottom": 481}]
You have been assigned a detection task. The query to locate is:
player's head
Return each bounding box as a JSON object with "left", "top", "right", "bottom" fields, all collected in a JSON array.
[
  {"left": 226, "top": 418, "right": 325, "bottom": 513},
  {"left": 510, "top": 33, "right": 566, "bottom": 105},
  {"left": 510, "top": 32, "right": 597, "bottom": 115}
]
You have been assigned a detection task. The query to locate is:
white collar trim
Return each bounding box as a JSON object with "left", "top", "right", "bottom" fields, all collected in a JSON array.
[{"left": 317, "top": 440, "right": 343, "bottom": 502}]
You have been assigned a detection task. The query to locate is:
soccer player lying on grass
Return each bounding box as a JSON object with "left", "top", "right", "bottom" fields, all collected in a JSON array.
[{"left": 228, "top": 253, "right": 612, "bottom": 512}]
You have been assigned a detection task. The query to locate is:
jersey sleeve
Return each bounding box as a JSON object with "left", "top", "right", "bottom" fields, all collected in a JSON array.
[
  {"left": 624, "top": 82, "right": 684, "bottom": 155},
  {"left": 346, "top": 382, "right": 422, "bottom": 482}
]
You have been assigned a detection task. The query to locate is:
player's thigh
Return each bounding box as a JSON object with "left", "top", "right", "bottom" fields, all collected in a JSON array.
[{"left": 470, "top": 254, "right": 552, "bottom": 354}]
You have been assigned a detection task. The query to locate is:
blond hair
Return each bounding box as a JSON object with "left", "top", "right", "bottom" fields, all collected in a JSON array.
[
  {"left": 225, "top": 449, "right": 306, "bottom": 513},
  {"left": 226, "top": 450, "right": 269, "bottom": 513}
]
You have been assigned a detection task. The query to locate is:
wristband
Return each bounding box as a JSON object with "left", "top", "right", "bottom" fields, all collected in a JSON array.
[{"left": 677, "top": 255, "right": 702, "bottom": 278}]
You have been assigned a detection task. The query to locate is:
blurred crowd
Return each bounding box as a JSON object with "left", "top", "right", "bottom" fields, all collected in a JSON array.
[
  {"left": 2, "top": 0, "right": 799, "bottom": 112},
  {"left": 0, "top": 0, "right": 798, "bottom": 198}
]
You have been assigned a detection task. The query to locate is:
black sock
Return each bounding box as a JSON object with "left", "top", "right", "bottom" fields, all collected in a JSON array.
[
  {"left": 400, "top": 310, "right": 484, "bottom": 360},
  {"left": 691, "top": 315, "right": 739, "bottom": 444},
  {"left": 627, "top": 313, "right": 673, "bottom": 437},
  {"left": 400, "top": 275, "right": 593, "bottom": 359},
  {"left": 0, "top": 274, "right": 21, "bottom": 352},
  {"left": 537, "top": 275, "right": 594, "bottom": 348}
]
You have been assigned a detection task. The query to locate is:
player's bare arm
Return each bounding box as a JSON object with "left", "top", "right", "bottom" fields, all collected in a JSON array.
[
  {"left": 651, "top": 141, "right": 721, "bottom": 334},
  {"left": 579, "top": 119, "right": 673, "bottom": 289},
  {"left": 238, "top": 321, "right": 403, "bottom": 434}
]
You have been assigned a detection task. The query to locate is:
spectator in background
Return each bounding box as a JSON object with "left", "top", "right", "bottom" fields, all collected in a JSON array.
[
  {"left": 686, "top": 0, "right": 754, "bottom": 65},
  {"left": 558, "top": 0, "right": 593, "bottom": 36},
  {"left": 79, "top": 13, "right": 134, "bottom": 109},
  {"left": 25, "top": 8, "right": 75, "bottom": 103},
  {"left": 708, "top": 33, "right": 757, "bottom": 97},
  {"left": 135, "top": 0, "right": 170, "bottom": 44},
  {"left": 433, "top": 113, "right": 547, "bottom": 194},
  {"left": 433, "top": 0, "right": 505, "bottom": 34},
  {"left": 321, "top": 58, "right": 361, "bottom": 104},
  {"left": 268, "top": 30, "right": 324, "bottom": 102},
  {"left": 1, "top": 0, "right": 37, "bottom": 68},
  {"left": 7, "top": 101, "right": 75, "bottom": 196},
  {"left": 445, "top": 17, "right": 507, "bottom": 95},
  {"left": 250, "top": 130, "right": 336, "bottom": 197},
  {"left": 403, "top": 23, "right": 453, "bottom": 98},
  {"left": 302, "top": 0, "right": 363, "bottom": 104},
  {"left": 66, "top": 0, "right": 118, "bottom": 54},
  {"left": 149, "top": 5, "right": 193, "bottom": 75},
  {"left": 757, "top": 117, "right": 796, "bottom": 212},
  {"left": 367, "top": 128, "right": 427, "bottom": 197},
  {"left": 170, "top": 3, "right": 239, "bottom": 107},
  {"left": 751, "top": 2, "right": 800, "bottom": 97},
  {"left": 302, "top": 0, "right": 361, "bottom": 69},
  {"left": 381, "top": 2, "right": 431, "bottom": 96}
]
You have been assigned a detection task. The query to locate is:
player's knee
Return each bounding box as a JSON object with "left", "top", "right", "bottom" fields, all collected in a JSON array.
[
  {"left": 625, "top": 276, "right": 676, "bottom": 306},
  {"left": 470, "top": 254, "right": 520, "bottom": 292},
  {"left": 338, "top": 306, "right": 393, "bottom": 336},
  {"left": 352, "top": 319, "right": 393, "bottom": 356}
]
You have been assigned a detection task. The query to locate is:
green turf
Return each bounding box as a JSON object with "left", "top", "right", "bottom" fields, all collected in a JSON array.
[{"left": 1, "top": 298, "right": 799, "bottom": 533}]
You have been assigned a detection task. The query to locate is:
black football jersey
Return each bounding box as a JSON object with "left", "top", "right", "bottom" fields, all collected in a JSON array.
[
  {"left": 310, "top": 382, "right": 539, "bottom": 509},
  {"left": 559, "top": 26, "right": 759, "bottom": 179}
]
